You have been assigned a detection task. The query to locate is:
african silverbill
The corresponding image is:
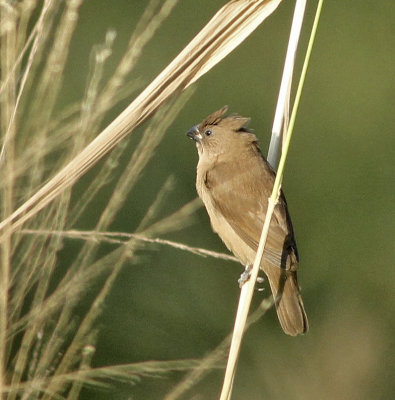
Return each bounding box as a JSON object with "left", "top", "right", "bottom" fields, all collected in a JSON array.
[{"left": 187, "top": 106, "right": 308, "bottom": 336}]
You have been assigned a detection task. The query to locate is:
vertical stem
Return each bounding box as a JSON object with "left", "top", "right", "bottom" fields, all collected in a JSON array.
[
  {"left": 0, "top": 4, "right": 17, "bottom": 394},
  {"left": 267, "top": 0, "right": 307, "bottom": 169}
]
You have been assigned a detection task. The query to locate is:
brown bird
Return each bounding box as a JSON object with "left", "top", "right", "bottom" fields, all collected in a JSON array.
[{"left": 187, "top": 106, "right": 308, "bottom": 336}]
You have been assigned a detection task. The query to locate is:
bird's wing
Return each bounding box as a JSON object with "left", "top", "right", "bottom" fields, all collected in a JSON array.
[{"left": 205, "top": 157, "right": 297, "bottom": 269}]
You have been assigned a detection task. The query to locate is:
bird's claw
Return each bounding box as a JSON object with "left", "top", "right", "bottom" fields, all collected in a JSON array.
[
  {"left": 238, "top": 265, "right": 252, "bottom": 287},
  {"left": 238, "top": 266, "right": 266, "bottom": 291}
]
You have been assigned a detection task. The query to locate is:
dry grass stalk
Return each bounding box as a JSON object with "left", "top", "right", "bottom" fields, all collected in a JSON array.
[
  {"left": 20, "top": 228, "right": 239, "bottom": 262},
  {"left": 1, "top": 1, "right": 197, "bottom": 396}
]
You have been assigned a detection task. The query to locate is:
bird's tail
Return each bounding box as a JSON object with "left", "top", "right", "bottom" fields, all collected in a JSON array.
[{"left": 267, "top": 267, "right": 308, "bottom": 336}]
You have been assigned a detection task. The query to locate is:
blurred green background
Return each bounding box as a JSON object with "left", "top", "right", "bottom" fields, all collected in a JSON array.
[{"left": 58, "top": 0, "right": 395, "bottom": 398}]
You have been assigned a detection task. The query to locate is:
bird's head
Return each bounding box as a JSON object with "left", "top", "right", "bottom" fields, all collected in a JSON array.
[{"left": 186, "top": 106, "right": 256, "bottom": 158}]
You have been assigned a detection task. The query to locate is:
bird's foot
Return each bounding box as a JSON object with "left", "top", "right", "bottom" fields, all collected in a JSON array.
[
  {"left": 238, "top": 265, "right": 252, "bottom": 287},
  {"left": 238, "top": 266, "right": 265, "bottom": 290}
]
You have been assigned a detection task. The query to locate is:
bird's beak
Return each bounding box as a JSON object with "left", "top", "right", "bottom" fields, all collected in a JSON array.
[{"left": 186, "top": 125, "right": 203, "bottom": 142}]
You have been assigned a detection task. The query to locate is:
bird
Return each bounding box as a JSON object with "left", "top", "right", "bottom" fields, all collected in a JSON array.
[{"left": 186, "top": 106, "right": 308, "bottom": 336}]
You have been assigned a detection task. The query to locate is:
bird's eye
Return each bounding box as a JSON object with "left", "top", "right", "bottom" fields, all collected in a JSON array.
[{"left": 205, "top": 129, "right": 212, "bottom": 136}]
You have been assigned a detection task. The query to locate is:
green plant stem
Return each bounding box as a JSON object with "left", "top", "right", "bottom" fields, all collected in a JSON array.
[{"left": 274, "top": 0, "right": 323, "bottom": 194}]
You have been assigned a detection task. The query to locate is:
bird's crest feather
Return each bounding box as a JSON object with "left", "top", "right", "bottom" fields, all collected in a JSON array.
[
  {"left": 199, "top": 105, "right": 228, "bottom": 130},
  {"left": 198, "top": 106, "right": 251, "bottom": 133}
]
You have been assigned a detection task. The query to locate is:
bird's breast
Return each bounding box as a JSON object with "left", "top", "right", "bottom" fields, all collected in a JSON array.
[{"left": 195, "top": 163, "right": 256, "bottom": 266}]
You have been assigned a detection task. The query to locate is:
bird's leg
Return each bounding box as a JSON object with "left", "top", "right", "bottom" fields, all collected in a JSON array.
[{"left": 238, "top": 265, "right": 252, "bottom": 287}]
